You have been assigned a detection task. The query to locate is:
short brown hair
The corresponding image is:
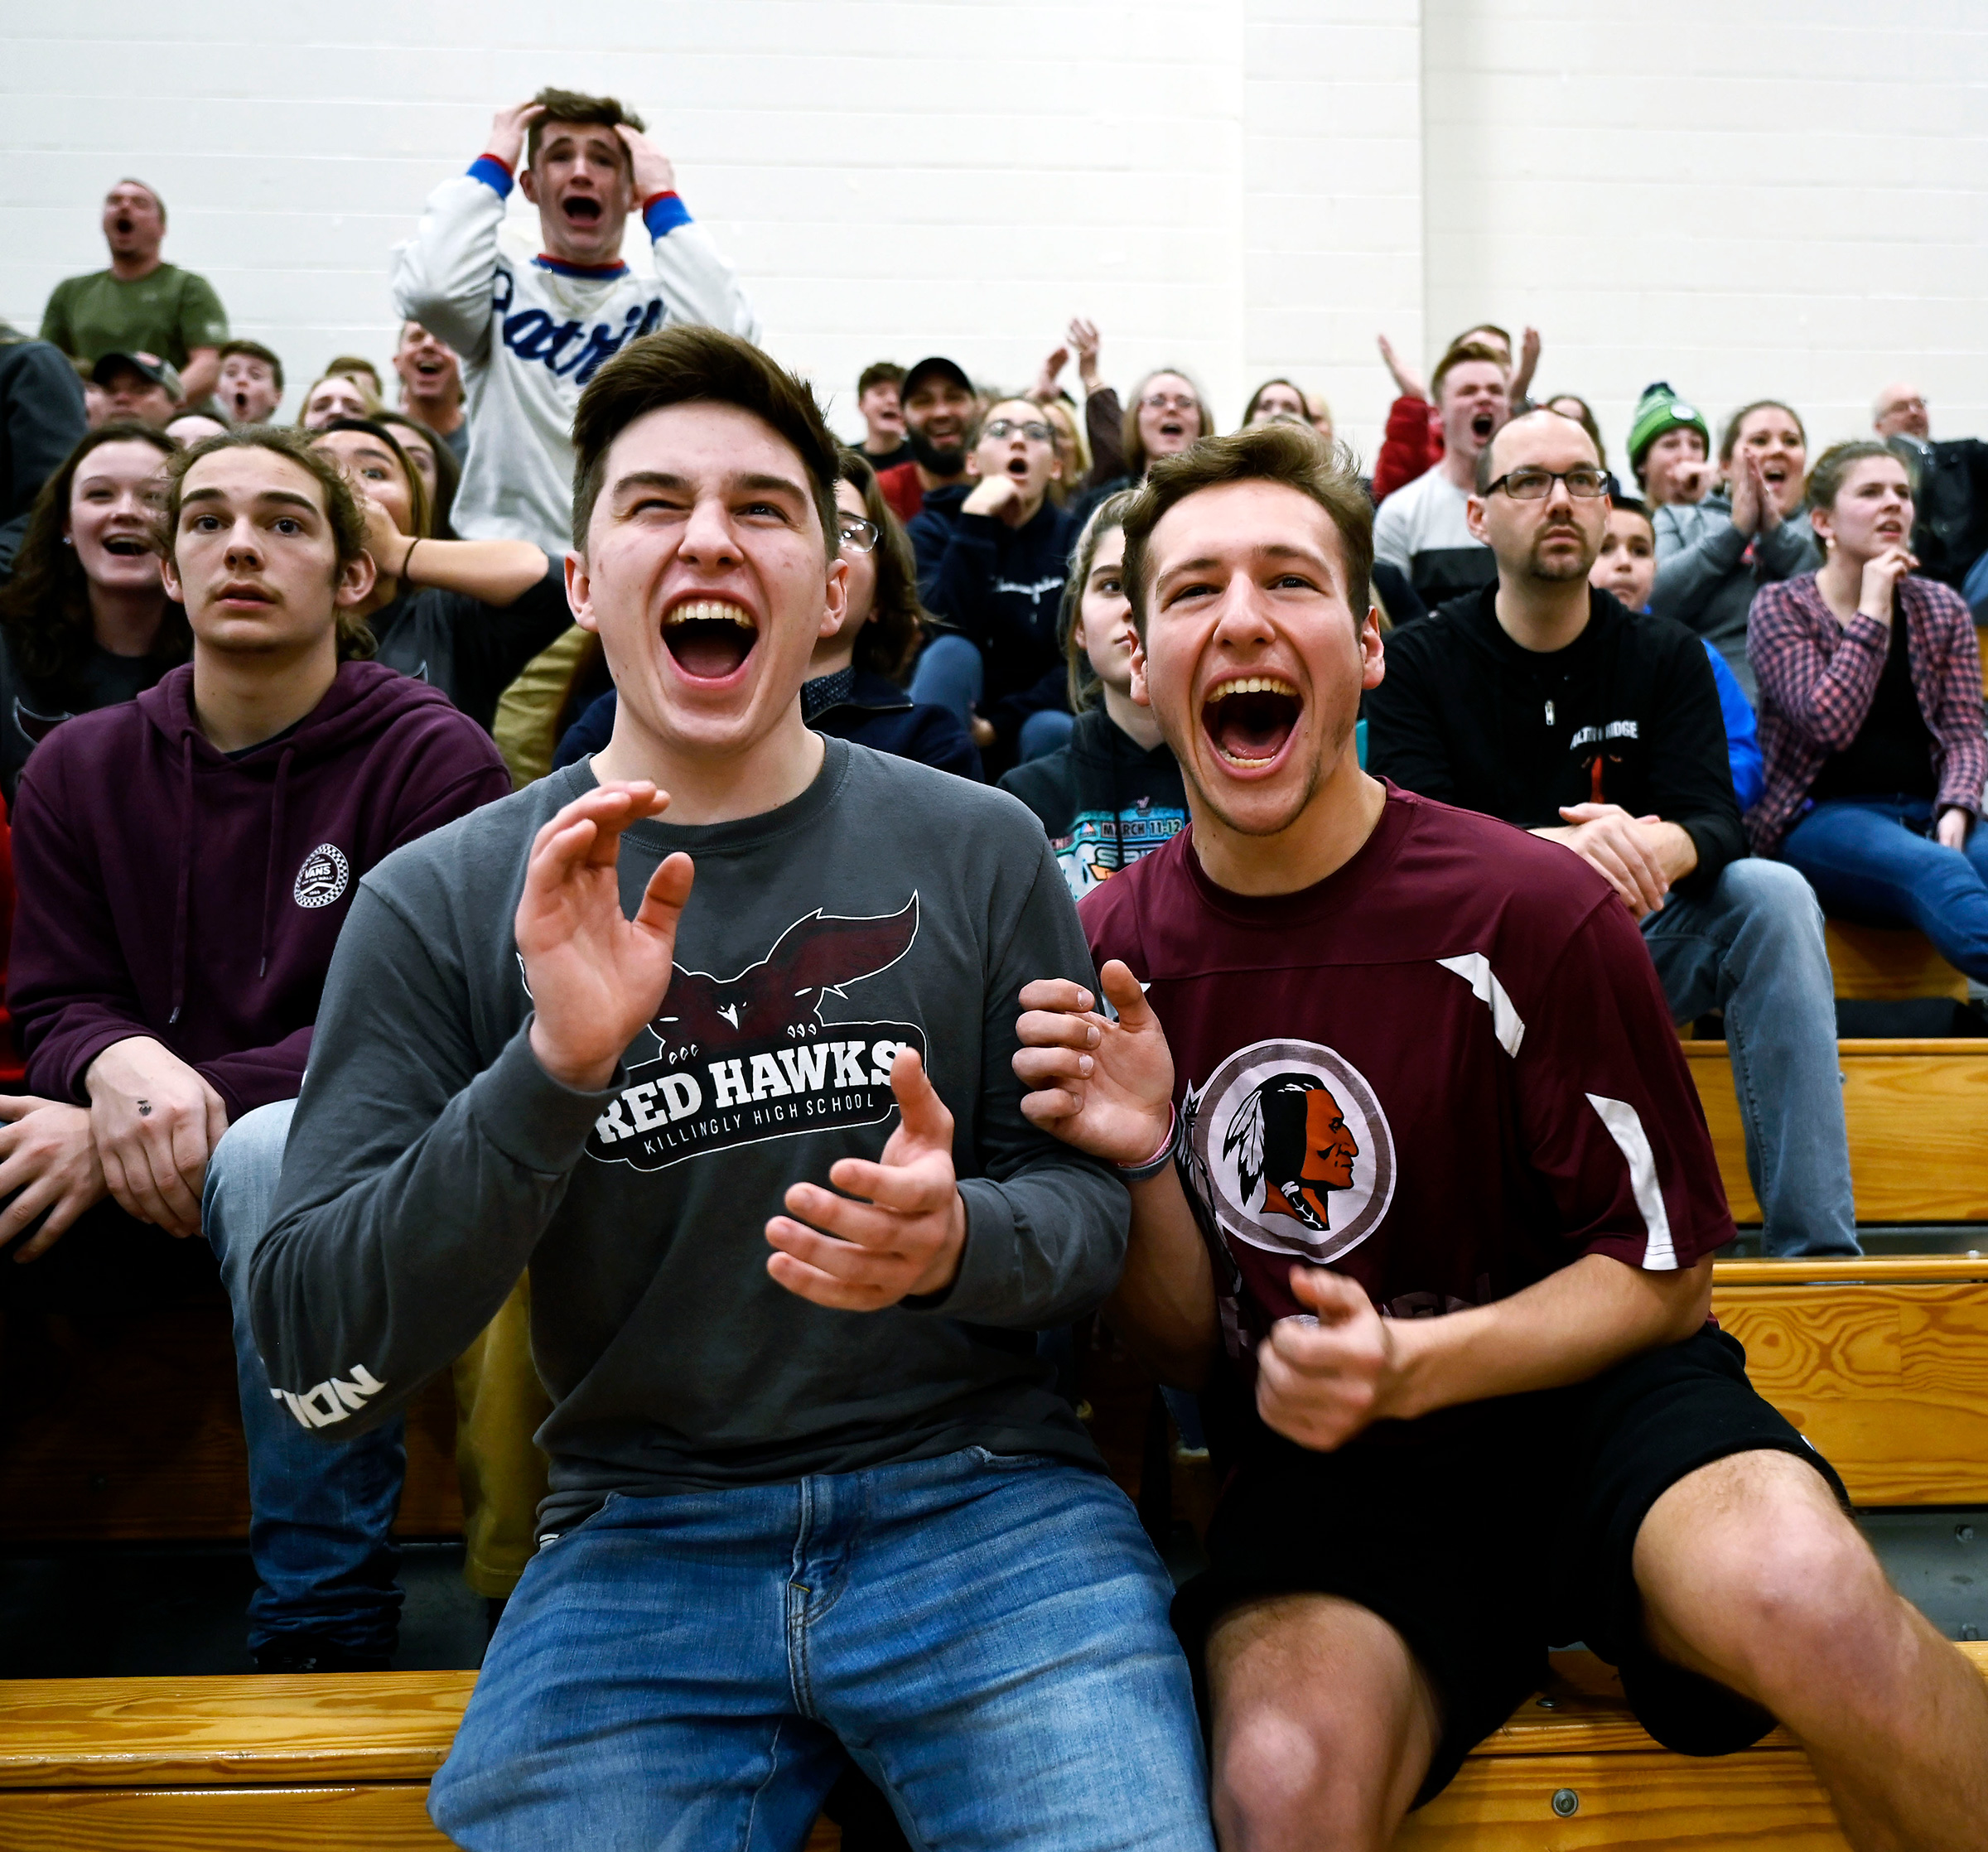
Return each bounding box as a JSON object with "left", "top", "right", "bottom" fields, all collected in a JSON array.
[
  {"left": 570, "top": 325, "right": 840, "bottom": 556},
  {"left": 219, "top": 339, "right": 285, "bottom": 392},
  {"left": 857, "top": 362, "right": 905, "bottom": 397},
  {"left": 528, "top": 89, "right": 645, "bottom": 171},
  {"left": 157, "top": 429, "right": 375, "bottom": 659},
  {"left": 1806, "top": 440, "right": 1900, "bottom": 518},
  {"left": 1431, "top": 340, "right": 1507, "bottom": 405},
  {"left": 1119, "top": 422, "right": 1372, "bottom": 638},
  {"left": 837, "top": 451, "right": 925, "bottom": 680}
]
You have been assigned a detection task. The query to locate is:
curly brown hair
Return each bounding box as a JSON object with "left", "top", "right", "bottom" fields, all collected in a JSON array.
[
  {"left": 838, "top": 450, "right": 927, "bottom": 682},
  {"left": 0, "top": 422, "right": 187, "bottom": 704},
  {"left": 157, "top": 428, "right": 377, "bottom": 660}
]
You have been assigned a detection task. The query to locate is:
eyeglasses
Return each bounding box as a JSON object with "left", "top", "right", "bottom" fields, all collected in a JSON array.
[
  {"left": 837, "top": 517, "right": 879, "bottom": 553},
  {"left": 982, "top": 418, "right": 1053, "bottom": 444},
  {"left": 1484, "top": 466, "right": 1609, "bottom": 501},
  {"left": 1141, "top": 393, "right": 1199, "bottom": 414}
]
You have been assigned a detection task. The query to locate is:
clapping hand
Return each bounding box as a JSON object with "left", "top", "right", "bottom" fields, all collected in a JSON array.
[
  {"left": 519, "top": 783, "right": 694, "bottom": 1092},
  {"left": 1067, "top": 318, "right": 1102, "bottom": 392},
  {"left": 1377, "top": 333, "right": 1430, "bottom": 403},
  {"left": 1013, "top": 961, "right": 1175, "bottom": 1165},
  {"left": 766, "top": 1049, "right": 966, "bottom": 1309}
]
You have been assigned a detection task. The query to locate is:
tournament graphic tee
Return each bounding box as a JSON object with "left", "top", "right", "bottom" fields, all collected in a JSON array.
[
  {"left": 248, "top": 738, "right": 1127, "bottom": 1530},
  {"left": 1079, "top": 785, "right": 1734, "bottom": 1448}
]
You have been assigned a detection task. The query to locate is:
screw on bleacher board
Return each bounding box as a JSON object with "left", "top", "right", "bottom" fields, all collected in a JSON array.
[
  {"left": 1551, "top": 1788, "right": 1580, "bottom": 1816},
  {"left": 1960, "top": 1525, "right": 1976, "bottom": 1544},
  {"left": 1962, "top": 1625, "right": 1981, "bottom": 1641},
  {"left": 1535, "top": 1695, "right": 1557, "bottom": 1709}
]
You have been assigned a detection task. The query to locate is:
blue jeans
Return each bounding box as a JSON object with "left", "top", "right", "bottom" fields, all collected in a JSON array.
[
  {"left": 1641, "top": 858, "right": 1857, "bottom": 1257},
  {"left": 1018, "top": 707, "right": 1074, "bottom": 762},
  {"left": 203, "top": 1099, "right": 406, "bottom": 1657},
  {"left": 1961, "top": 549, "right": 1988, "bottom": 619},
  {"left": 1783, "top": 798, "right": 1988, "bottom": 982},
  {"left": 908, "top": 633, "right": 982, "bottom": 737},
  {"left": 430, "top": 1449, "right": 1214, "bottom": 1852}
]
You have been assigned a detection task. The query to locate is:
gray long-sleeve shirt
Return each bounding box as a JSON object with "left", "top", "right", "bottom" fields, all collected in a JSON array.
[
  {"left": 1652, "top": 496, "right": 1819, "bottom": 702},
  {"left": 248, "top": 739, "right": 1126, "bottom": 1529}
]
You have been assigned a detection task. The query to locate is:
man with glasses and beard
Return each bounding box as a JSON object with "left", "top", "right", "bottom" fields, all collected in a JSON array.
[
  {"left": 876, "top": 355, "right": 977, "bottom": 528},
  {"left": 1367, "top": 410, "right": 1856, "bottom": 1261}
]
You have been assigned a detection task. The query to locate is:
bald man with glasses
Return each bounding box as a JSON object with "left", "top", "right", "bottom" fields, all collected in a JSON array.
[
  {"left": 1872, "top": 382, "right": 1988, "bottom": 612},
  {"left": 1367, "top": 408, "right": 1857, "bottom": 1261}
]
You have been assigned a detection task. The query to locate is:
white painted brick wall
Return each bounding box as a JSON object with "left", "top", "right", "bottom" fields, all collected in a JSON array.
[
  {"left": 3, "top": 1, "right": 1985, "bottom": 471},
  {"left": 1423, "top": 0, "right": 1988, "bottom": 473}
]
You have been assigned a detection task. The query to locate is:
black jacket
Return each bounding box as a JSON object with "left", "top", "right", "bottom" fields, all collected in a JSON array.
[
  {"left": 370, "top": 562, "right": 573, "bottom": 734},
  {"left": 0, "top": 332, "right": 87, "bottom": 579},
  {"left": 1364, "top": 584, "right": 1744, "bottom": 900},
  {"left": 1899, "top": 436, "right": 1988, "bottom": 596},
  {"left": 997, "top": 704, "right": 1188, "bottom": 899},
  {"left": 917, "top": 499, "right": 1079, "bottom": 741}
]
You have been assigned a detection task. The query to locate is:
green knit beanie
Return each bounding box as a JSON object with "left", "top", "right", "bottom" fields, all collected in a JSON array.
[{"left": 1628, "top": 382, "right": 1711, "bottom": 475}]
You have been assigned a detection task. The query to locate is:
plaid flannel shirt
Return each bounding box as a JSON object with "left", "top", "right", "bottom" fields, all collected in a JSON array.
[{"left": 1746, "top": 570, "right": 1986, "bottom": 856}]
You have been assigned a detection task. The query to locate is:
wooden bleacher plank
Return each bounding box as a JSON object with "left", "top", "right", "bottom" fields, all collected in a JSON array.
[
  {"left": 0, "top": 1297, "right": 461, "bottom": 1544},
  {"left": 1715, "top": 1256, "right": 1987, "bottom": 1287},
  {"left": 0, "top": 1783, "right": 446, "bottom": 1851},
  {"left": 1825, "top": 919, "right": 1969, "bottom": 1001},
  {"left": 0, "top": 1672, "right": 474, "bottom": 1789},
  {"left": 1712, "top": 1274, "right": 1988, "bottom": 1507},
  {"left": 1685, "top": 1039, "right": 1988, "bottom": 1224}
]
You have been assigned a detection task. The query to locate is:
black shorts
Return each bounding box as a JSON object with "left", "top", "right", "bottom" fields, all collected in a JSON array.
[{"left": 1170, "top": 1325, "right": 1847, "bottom": 1805}]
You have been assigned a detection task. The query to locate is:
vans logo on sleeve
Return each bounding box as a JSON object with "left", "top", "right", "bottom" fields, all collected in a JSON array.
[
  {"left": 588, "top": 895, "right": 926, "bottom": 1172},
  {"left": 293, "top": 844, "right": 350, "bottom": 909}
]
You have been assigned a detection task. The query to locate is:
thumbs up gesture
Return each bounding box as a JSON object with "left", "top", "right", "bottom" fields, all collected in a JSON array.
[{"left": 767, "top": 1048, "right": 966, "bottom": 1309}]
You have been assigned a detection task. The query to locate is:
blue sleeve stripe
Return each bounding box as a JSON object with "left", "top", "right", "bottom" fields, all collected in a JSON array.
[
  {"left": 468, "top": 156, "right": 515, "bottom": 200},
  {"left": 643, "top": 192, "right": 692, "bottom": 239}
]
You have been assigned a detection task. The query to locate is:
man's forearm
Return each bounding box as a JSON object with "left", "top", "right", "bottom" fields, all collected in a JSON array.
[
  {"left": 180, "top": 348, "right": 220, "bottom": 405},
  {"left": 1383, "top": 1252, "right": 1712, "bottom": 1421},
  {"left": 1646, "top": 819, "right": 1698, "bottom": 882},
  {"left": 1104, "top": 1166, "right": 1217, "bottom": 1390}
]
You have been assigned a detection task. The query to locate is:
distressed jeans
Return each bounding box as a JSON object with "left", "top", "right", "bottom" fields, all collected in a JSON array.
[
  {"left": 203, "top": 1098, "right": 406, "bottom": 1657},
  {"left": 430, "top": 1449, "right": 1214, "bottom": 1852},
  {"left": 1641, "top": 857, "right": 1859, "bottom": 1257}
]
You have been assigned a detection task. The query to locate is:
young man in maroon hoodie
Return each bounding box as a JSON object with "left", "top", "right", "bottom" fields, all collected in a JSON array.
[{"left": 2, "top": 427, "right": 510, "bottom": 1669}]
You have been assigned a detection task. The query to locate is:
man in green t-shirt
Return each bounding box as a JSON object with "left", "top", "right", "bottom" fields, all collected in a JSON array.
[{"left": 40, "top": 180, "right": 228, "bottom": 407}]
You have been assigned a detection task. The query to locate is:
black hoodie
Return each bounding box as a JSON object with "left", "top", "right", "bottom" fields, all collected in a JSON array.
[
  {"left": 369, "top": 561, "right": 574, "bottom": 733},
  {"left": 1364, "top": 584, "right": 1744, "bottom": 901},
  {"left": 998, "top": 704, "right": 1189, "bottom": 899}
]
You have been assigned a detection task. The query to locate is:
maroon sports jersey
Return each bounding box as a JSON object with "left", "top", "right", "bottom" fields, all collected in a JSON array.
[{"left": 1080, "top": 785, "right": 1734, "bottom": 1387}]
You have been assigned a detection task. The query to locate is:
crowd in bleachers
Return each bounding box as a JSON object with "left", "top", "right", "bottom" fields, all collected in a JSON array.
[{"left": 3, "top": 81, "right": 1988, "bottom": 1852}]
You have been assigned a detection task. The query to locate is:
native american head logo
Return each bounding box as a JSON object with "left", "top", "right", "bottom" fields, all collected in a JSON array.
[
  {"left": 649, "top": 895, "right": 919, "bottom": 1058},
  {"left": 1183, "top": 1039, "right": 1395, "bottom": 1264},
  {"left": 1222, "top": 1073, "right": 1361, "bottom": 1236}
]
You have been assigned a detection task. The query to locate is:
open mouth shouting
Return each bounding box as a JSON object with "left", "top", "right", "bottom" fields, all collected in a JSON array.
[
  {"left": 113, "top": 215, "right": 133, "bottom": 237},
  {"left": 1204, "top": 675, "right": 1302, "bottom": 771},
  {"left": 663, "top": 598, "right": 759, "bottom": 683},
  {"left": 1006, "top": 455, "right": 1030, "bottom": 480},
  {"left": 1470, "top": 409, "right": 1498, "bottom": 443},
  {"left": 559, "top": 191, "right": 605, "bottom": 230},
  {"left": 101, "top": 533, "right": 152, "bottom": 559}
]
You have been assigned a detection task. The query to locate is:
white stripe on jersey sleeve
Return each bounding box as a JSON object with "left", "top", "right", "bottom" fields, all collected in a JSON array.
[
  {"left": 1583, "top": 1092, "right": 1678, "bottom": 1271},
  {"left": 1436, "top": 953, "right": 1526, "bottom": 1057}
]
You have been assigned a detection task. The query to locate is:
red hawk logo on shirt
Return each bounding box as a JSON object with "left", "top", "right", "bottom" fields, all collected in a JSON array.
[{"left": 1182, "top": 1039, "right": 1396, "bottom": 1265}]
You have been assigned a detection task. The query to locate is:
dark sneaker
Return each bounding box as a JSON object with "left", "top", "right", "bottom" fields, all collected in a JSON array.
[{"left": 252, "top": 1634, "right": 392, "bottom": 1674}]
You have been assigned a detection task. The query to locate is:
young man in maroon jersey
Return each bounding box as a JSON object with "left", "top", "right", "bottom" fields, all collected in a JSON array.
[{"left": 1013, "top": 421, "right": 1988, "bottom": 1850}]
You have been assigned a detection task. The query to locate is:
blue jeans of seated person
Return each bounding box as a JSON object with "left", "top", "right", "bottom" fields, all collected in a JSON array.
[
  {"left": 911, "top": 634, "right": 1071, "bottom": 764},
  {"left": 203, "top": 1098, "right": 405, "bottom": 1659},
  {"left": 428, "top": 1449, "right": 1214, "bottom": 1852},
  {"left": 1640, "top": 857, "right": 1858, "bottom": 1258},
  {"left": 1783, "top": 797, "right": 1988, "bottom": 983}
]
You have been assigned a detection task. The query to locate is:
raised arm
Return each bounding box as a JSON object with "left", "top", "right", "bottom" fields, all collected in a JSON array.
[
  {"left": 248, "top": 784, "right": 692, "bottom": 1435},
  {"left": 620, "top": 125, "right": 760, "bottom": 341},
  {"left": 1015, "top": 959, "right": 1215, "bottom": 1386},
  {"left": 360, "top": 494, "right": 548, "bottom": 605}
]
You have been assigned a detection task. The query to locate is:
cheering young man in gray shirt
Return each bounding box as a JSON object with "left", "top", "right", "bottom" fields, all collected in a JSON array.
[{"left": 245, "top": 326, "right": 1212, "bottom": 1852}]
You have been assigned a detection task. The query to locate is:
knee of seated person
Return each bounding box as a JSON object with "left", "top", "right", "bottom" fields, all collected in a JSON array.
[
  {"left": 203, "top": 1099, "right": 297, "bottom": 1231},
  {"left": 1717, "top": 855, "right": 1822, "bottom": 920},
  {"left": 1214, "top": 1705, "right": 1394, "bottom": 1852}
]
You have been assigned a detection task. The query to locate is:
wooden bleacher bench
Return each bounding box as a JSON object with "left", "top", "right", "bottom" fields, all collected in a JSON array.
[
  {"left": 1686, "top": 1037, "right": 1988, "bottom": 1224},
  {"left": 3, "top": 1650, "right": 1983, "bottom": 1851},
  {"left": 1824, "top": 919, "right": 1969, "bottom": 1002}
]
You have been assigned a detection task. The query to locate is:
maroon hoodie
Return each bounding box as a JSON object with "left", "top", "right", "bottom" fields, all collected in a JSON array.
[{"left": 10, "top": 658, "right": 510, "bottom": 1117}]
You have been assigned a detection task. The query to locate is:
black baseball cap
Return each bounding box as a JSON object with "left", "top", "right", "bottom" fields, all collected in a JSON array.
[
  {"left": 900, "top": 356, "right": 972, "bottom": 400},
  {"left": 93, "top": 350, "right": 184, "bottom": 398}
]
